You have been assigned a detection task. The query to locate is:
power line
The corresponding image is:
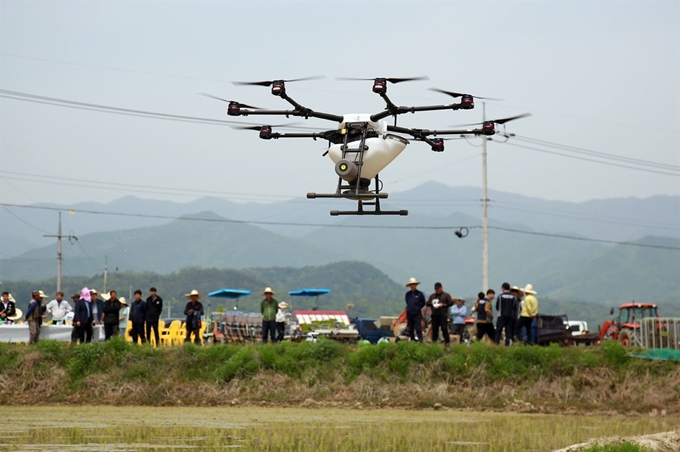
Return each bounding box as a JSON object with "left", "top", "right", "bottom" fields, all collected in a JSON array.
[
  {"left": 501, "top": 141, "right": 680, "bottom": 177},
  {"left": 1, "top": 206, "right": 50, "bottom": 234},
  {"left": 75, "top": 240, "right": 98, "bottom": 269},
  {"left": 0, "top": 202, "right": 479, "bottom": 231},
  {"left": 0, "top": 170, "right": 484, "bottom": 206},
  {"left": 0, "top": 89, "right": 321, "bottom": 129},
  {"left": 0, "top": 202, "right": 677, "bottom": 251},
  {"left": 488, "top": 226, "right": 680, "bottom": 251},
  {"left": 3, "top": 170, "right": 678, "bottom": 230},
  {"left": 514, "top": 135, "right": 680, "bottom": 171},
  {"left": 0, "top": 170, "right": 294, "bottom": 199}
]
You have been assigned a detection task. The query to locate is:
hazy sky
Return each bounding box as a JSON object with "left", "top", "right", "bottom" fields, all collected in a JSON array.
[{"left": 1, "top": 0, "right": 678, "bottom": 207}]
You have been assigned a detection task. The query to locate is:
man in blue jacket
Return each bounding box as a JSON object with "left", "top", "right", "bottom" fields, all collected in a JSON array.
[
  {"left": 404, "top": 277, "right": 426, "bottom": 342},
  {"left": 129, "top": 290, "right": 147, "bottom": 344},
  {"left": 145, "top": 287, "right": 163, "bottom": 347},
  {"left": 73, "top": 289, "right": 94, "bottom": 343}
]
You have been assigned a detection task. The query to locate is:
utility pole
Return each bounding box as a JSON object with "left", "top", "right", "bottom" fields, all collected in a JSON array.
[
  {"left": 481, "top": 103, "right": 489, "bottom": 292},
  {"left": 43, "top": 212, "right": 77, "bottom": 292},
  {"left": 103, "top": 256, "right": 108, "bottom": 293}
]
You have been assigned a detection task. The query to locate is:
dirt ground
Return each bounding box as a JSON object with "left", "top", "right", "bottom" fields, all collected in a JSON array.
[{"left": 554, "top": 431, "right": 680, "bottom": 452}]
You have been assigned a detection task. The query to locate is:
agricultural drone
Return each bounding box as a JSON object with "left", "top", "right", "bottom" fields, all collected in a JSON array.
[{"left": 202, "top": 76, "right": 529, "bottom": 216}]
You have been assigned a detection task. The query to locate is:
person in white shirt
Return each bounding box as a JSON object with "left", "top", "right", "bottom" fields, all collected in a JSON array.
[
  {"left": 118, "top": 297, "right": 130, "bottom": 338},
  {"left": 275, "top": 301, "right": 289, "bottom": 342},
  {"left": 46, "top": 291, "right": 72, "bottom": 325}
]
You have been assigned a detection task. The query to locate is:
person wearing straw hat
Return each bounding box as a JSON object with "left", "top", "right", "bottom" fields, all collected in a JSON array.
[
  {"left": 521, "top": 284, "right": 539, "bottom": 345},
  {"left": 260, "top": 288, "right": 278, "bottom": 344},
  {"left": 275, "top": 301, "right": 289, "bottom": 342},
  {"left": 118, "top": 297, "right": 130, "bottom": 338},
  {"left": 1, "top": 291, "right": 17, "bottom": 323},
  {"left": 183, "top": 290, "right": 204, "bottom": 345},
  {"left": 25, "top": 290, "right": 48, "bottom": 344},
  {"left": 404, "top": 277, "right": 426, "bottom": 342}
]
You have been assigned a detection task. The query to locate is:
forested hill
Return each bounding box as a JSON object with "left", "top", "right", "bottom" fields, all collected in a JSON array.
[
  {"left": 5, "top": 261, "right": 679, "bottom": 327},
  {"left": 2, "top": 261, "right": 406, "bottom": 319}
]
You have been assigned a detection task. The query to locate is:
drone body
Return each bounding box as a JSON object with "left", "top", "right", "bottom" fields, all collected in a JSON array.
[{"left": 203, "top": 77, "right": 530, "bottom": 216}]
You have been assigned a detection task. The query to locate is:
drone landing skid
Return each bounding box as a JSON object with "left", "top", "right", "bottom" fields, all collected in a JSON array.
[{"left": 330, "top": 208, "right": 408, "bottom": 216}]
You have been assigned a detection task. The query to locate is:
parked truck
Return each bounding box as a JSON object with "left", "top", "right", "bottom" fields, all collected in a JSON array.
[{"left": 536, "top": 314, "right": 600, "bottom": 346}]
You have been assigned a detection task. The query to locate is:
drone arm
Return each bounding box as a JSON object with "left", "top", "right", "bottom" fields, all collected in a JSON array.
[
  {"left": 269, "top": 132, "right": 327, "bottom": 139},
  {"left": 386, "top": 125, "right": 416, "bottom": 135},
  {"left": 237, "top": 109, "right": 297, "bottom": 117},
  {"left": 370, "top": 104, "right": 464, "bottom": 122},
  {"left": 426, "top": 128, "right": 484, "bottom": 136},
  {"left": 386, "top": 125, "right": 484, "bottom": 139},
  {"left": 278, "top": 93, "right": 344, "bottom": 123},
  {"left": 305, "top": 111, "right": 345, "bottom": 123},
  {"left": 261, "top": 130, "right": 338, "bottom": 141}
]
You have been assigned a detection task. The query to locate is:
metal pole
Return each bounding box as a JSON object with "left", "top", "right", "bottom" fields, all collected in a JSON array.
[
  {"left": 57, "top": 212, "right": 62, "bottom": 292},
  {"left": 44, "top": 212, "right": 76, "bottom": 292},
  {"left": 481, "top": 103, "right": 489, "bottom": 291},
  {"left": 103, "top": 256, "right": 108, "bottom": 293}
]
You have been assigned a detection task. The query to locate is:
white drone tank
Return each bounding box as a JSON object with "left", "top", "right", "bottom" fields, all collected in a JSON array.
[{"left": 327, "top": 117, "right": 409, "bottom": 181}]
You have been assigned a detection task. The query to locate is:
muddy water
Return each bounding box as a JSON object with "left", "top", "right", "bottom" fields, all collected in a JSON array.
[{"left": 4, "top": 406, "right": 679, "bottom": 451}]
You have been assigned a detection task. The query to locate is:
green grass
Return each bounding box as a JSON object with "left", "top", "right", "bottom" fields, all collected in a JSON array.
[{"left": 1, "top": 339, "right": 678, "bottom": 411}]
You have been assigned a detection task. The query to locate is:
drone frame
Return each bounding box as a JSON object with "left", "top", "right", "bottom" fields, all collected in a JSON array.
[{"left": 223, "top": 78, "right": 504, "bottom": 216}]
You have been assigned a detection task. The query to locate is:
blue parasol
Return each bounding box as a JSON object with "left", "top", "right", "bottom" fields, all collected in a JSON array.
[
  {"left": 208, "top": 289, "right": 252, "bottom": 312},
  {"left": 289, "top": 288, "right": 331, "bottom": 310}
]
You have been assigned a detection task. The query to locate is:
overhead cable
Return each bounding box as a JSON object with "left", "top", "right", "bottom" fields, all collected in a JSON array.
[{"left": 1, "top": 202, "right": 678, "bottom": 251}]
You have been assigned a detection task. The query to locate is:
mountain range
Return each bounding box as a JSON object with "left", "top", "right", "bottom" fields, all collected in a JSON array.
[
  {"left": 2, "top": 182, "right": 678, "bottom": 256},
  {"left": 1, "top": 182, "right": 679, "bottom": 306}
]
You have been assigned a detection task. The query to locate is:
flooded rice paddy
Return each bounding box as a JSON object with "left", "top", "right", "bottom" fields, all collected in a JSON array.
[{"left": 3, "top": 406, "right": 679, "bottom": 451}]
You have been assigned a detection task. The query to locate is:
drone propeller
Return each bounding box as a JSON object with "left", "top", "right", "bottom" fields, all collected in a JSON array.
[
  {"left": 450, "top": 113, "right": 532, "bottom": 127},
  {"left": 336, "top": 76, "right": 429, "bottom": 95},
  {"left": 199, "top": 93, "right": 259, "bottom": 109},
  {"left": 335, "top": 76, "right": 429, "bottom": 84},
  {"left": 413, "top": 136, "right": 467, "bottom": 142},
  {"left": 229, "top": 122, "right": 322, "bottom": 131},
  {"left": 232, "top": 75, "right": 326, "bottom": 87},
  {"left": 428, "top": 87, "right": 502, "bottom": 101}
]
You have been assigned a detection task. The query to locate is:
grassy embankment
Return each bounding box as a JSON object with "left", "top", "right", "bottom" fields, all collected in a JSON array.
[{"left": 1, "top": 339, "right": 678, "bottom": 413}]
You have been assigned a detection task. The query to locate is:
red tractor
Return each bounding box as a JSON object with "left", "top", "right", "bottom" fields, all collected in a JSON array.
[{"left": 599, "top": 302, "right": 659, "bottom": 347}]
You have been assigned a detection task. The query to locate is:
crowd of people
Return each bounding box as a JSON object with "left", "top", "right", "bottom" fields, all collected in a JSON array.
[
  {"left": 4, "top": 280, "right": 539, "bottom": 347},
  {"left": 404, "top": 278, "right": 539, "bottom": 346},
  {"left": 0, "top": 287, "right": 168, "bottom": 345},
  {"left": 2, "top": 285, "right": 292, "bottom": 346}
]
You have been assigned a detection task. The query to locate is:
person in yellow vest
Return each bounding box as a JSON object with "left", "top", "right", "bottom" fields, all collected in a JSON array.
[
  {"left": 25, "top": 290, "right": 48, "bottom": 344},
  {"left": 521, "top": 284, "right": 539, "bottom": 345}
]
